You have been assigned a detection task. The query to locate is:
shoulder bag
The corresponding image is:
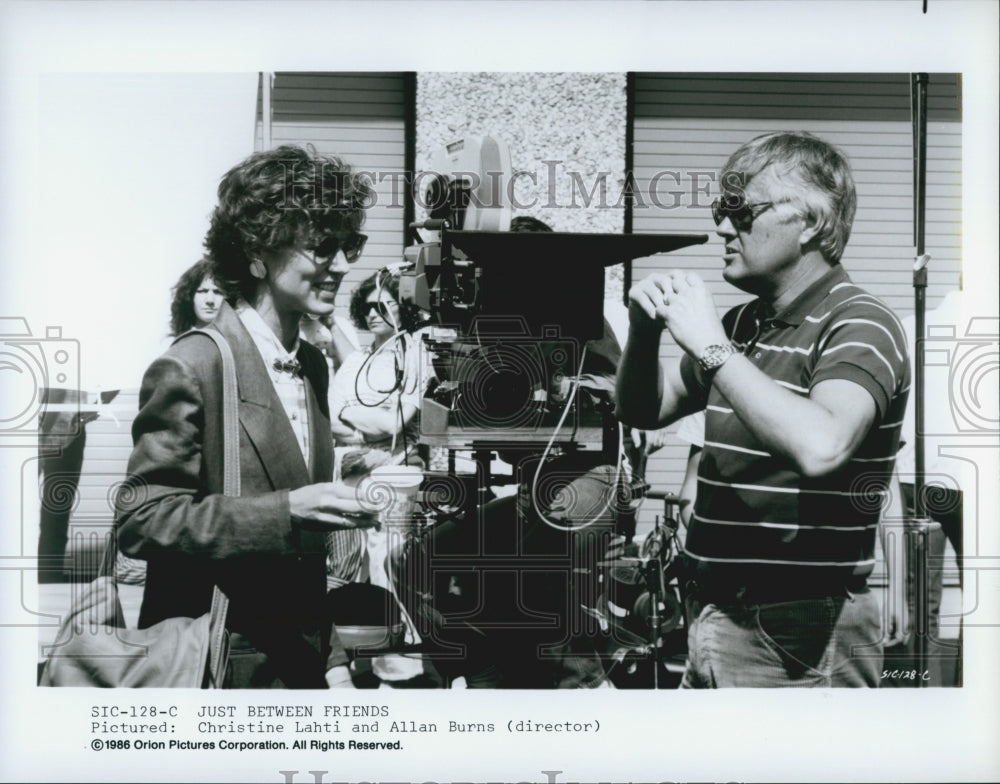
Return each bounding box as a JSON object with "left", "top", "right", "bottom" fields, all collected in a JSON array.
[{"left": 39, "top": 328, "right": 238, "bottom": 687}]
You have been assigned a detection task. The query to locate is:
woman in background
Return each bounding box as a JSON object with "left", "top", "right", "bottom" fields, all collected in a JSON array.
[
  {"left": 169, "top": 256, "right": 229, "bottom": 335},
  {"left": 326, "top": 271, "right": 435, "bottom": 686},
  {"left": 329, "top": 272, "right": 429, "bottom": 473}
]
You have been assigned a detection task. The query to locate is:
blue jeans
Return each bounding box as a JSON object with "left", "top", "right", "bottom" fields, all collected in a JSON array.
[{"left": 681, "top": 587, "right": 882, "bottom": 688}]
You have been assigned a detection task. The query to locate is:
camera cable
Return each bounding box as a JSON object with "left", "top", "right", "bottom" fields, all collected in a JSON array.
[{"left": 531, "top": 346, "right": 625, "bottom": 532}]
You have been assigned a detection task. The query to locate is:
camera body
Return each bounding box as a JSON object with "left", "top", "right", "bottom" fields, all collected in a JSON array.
[
  {"left": 419, "top": 318, "right": 604, "bottom": 449},
  {"left": 423, "top": 135, "right": 512, "bottom": 234}
]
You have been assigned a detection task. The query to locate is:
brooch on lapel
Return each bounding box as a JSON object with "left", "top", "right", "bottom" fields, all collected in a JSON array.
[{"left": 272, "top": 358, "right": 302, "bottom": 378}]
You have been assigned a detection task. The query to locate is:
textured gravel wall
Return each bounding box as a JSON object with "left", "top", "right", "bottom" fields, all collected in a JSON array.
[{"left": 416, "top": 72, "right": 627, "bottom": 299}]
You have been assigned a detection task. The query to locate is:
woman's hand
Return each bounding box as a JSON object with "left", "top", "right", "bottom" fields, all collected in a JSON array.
[{"left": 289, "top": 482, "right": 379, "bottom": 531}]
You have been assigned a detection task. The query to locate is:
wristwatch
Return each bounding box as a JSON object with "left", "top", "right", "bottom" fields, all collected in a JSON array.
[{"left": 697, "top": 343, "right": 736, "bottom": 373}]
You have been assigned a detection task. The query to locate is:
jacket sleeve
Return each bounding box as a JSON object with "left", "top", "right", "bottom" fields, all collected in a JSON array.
[
  {"left": 577, "top": 317, "right": 624, "bottom": 399},
  {"left": 115, "top": 351, "right": 298, "bottom": 560}
]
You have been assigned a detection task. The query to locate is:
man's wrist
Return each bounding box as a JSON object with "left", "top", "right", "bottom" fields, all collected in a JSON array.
[{"left": 696, "top": 342, "right": 736, "bottom": 374}]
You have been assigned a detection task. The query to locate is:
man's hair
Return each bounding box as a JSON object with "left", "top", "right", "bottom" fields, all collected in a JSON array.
[
  {"left": 722, "top": 132, "right": 857, "bottom": 264},
  {"left": 348, "top": 272, "right": 423, "bottom": 333},
  {"left": 509, "top": 215, "right": 553, "bottom": 233},
  {"left": 204, "top": 145, "right": 373, "bottom": 300},
  {"left": 169, "top": 257, "right": 232, "bottom": 336}
]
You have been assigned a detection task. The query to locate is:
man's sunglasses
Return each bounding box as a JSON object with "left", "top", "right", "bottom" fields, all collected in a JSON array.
[
  {"left": 711, "top": 198, "right": 775, "bottom": 232},
  {"left": 362, "top": 301, "right": 396, "bottom": 319},
  {"left": 310, "top": 232, "right": 368, "bottom": 263}
]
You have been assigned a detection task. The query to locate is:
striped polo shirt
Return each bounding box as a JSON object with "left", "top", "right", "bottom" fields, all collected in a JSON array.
[{"left": 683, "top": 264, "right": 910, "bottom": 587}]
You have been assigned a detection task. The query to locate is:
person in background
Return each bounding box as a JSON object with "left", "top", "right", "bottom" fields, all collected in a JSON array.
[
  {"left": 300, "top": 311, "right": 361, "bottom": 374},
  {"left": 617, "top": 131, "right": 909, "bottom": 688},
  {"left": 169, "top": 257, "right": 230, "bottom": 336},
  {"left": 115, "top": 145, "right": 377, "bottom": 689},
  {"left": 325, "top": 270, "right": 435, "bottom": 686},
  {"left": 329, "top": 272, "right": 429, "bottom": 471}
]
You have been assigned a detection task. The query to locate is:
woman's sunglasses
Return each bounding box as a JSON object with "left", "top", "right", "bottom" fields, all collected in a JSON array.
[
  {"left": 310, "top": 232, "right": 368, "bottom": 263},
  {"left": 710, "top": 198, "right": 775, "bottom": 232},
  {"left": 362, "top": 301, "right": 396, "bottom": 319}
]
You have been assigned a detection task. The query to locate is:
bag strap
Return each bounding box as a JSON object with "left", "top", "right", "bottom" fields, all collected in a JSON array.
[
  {"left": 191, "top": 327, "right": 241, "bottom": 497},
  {"left": 99, "top": 523, "right": 119, "bottom": 578},
  {"left": 188, "top": 327, "right": 239, "bottom": 688}
]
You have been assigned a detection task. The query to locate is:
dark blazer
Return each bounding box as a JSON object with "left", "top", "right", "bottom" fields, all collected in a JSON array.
[{"left": 116, "top": 302, "right": 335, "bottom": 688}]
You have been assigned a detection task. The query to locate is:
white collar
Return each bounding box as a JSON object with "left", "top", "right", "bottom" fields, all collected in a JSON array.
[{"left": 235, "top": 300, "right": 300, "bottom": 366}]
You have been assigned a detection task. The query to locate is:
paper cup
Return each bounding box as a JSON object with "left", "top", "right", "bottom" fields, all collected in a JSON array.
[{"left": 368, "top": 465, "right": 423, "bottom": 529}]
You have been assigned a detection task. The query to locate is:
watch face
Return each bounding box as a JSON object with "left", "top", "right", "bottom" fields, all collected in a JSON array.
[{"left": 699, "top": 344, "right": 733, "bottom": 371}]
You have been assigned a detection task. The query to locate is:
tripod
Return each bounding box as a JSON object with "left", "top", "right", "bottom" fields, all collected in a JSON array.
[{"left": 599, "top": 490, "right": 687, "bottom": 688}]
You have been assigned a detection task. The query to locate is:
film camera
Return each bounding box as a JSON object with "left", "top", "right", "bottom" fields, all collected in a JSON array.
[
  {"left": 376, "top": 139, "right": 709, "bottom": 686},
  {"left": 396, "top": 135, "right": 708, "bottom": 452}
]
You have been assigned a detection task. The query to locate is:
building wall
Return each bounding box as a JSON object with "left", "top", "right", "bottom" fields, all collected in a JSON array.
[{"left": 417, "top": 72, "right": 628, "bottom": 300}]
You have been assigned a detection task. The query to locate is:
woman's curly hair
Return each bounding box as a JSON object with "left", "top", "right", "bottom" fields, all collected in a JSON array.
[
  {"left": 348, "top": 272, "right": 423, "bottom": 333},
  {"left": 204, "top": 144, "right": 373, "bottom": 300},
  {"left": 169, "top": 257, "right": 232, "bottom": 336}
]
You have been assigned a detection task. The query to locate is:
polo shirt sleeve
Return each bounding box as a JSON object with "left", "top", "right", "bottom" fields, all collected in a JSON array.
[{"left": 810, "top": 301, "right": 909, "bottom": 419}]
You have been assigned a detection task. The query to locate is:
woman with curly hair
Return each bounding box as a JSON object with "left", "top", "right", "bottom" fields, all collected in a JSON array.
[
  {"left": 115, "top": 145, "right": 377, "bottom": 689},
  {"left": 169, "top": 257, "right": 229, "bottom": 336},
  {"left": 329, "top": 271, "right": 428, "bottom": 468}
]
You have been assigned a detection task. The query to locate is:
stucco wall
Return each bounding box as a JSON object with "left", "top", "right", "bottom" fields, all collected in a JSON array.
[{"left": 416, "top": 72, "right": 627, "bottom": 299}]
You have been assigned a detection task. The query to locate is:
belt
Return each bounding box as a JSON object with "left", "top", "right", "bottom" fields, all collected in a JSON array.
[{"left": 688, "top": 575, "right": 869, "bottom": 606}]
